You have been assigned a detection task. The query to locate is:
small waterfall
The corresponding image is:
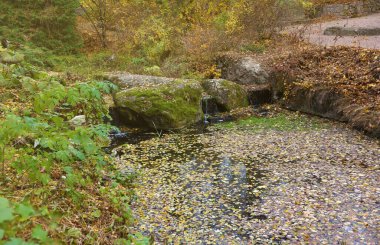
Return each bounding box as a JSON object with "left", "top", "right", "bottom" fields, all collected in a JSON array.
[
  {"left": 204, "top": 97, "right": 209, "bottom": 124},
  {"left": 202, "top": 96, "right": 219, "bottom": 124}
]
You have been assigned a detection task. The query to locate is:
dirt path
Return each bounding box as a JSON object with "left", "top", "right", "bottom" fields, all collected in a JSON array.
[
  {"left": 286, "top": 13, "right": 380, "bottom": 49},
  {"left": 118, "top": 113, "right": 380, "bottom": 244}
]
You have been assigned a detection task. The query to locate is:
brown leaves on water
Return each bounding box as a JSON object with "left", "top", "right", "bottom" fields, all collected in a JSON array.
[{"left": 119, "top": 117, "right": 380, "bottom": 244}]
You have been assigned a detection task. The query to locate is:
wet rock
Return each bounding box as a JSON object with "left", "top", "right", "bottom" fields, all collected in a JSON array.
[
  {"left": 285, "top": 86, "right": 346, "bottom": 119},
  {"left": 217, "top": 55, "right": 269, "bottom": 85},
  {"left": 201, "top": 79, "right": 249, "bottom": 111},
  {"left": 205, "top": 114, "right": 236, "bottom": 124},
  {"left": 114, "top": 79, "right": 203, "bottom": 129},
  {"left": 285, "top": 84, "right": 380, "bottom": 138},
  {"left": 109, "top": 129, "right": 128, "bottom": 144},
  {"left": 246, "top": 84, "right": 273, "bottom": 106},
  {"left": 202, "top": 95, "right": 220, "bottom": 115}
]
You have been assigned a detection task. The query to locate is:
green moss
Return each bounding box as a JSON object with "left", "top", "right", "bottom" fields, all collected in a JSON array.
[
  {"left": 216, "top": 113, "right": 328, "bottom": 131},
  {"left": 240, "top": 42, "right": 267, "bottom": 53},
  {"left": 221, "top": 80, "right": 249, "bottom": 109},
  {"left": 115, "top": 80, "right": 203, "bottom": 129},
  {"left": 202, "top": 79, "right": 249, "bottom": 111}
]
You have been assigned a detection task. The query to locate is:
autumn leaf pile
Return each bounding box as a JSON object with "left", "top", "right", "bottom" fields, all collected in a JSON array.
[{"left": 275, "top": 46, "right": 380, "bottom": 109}]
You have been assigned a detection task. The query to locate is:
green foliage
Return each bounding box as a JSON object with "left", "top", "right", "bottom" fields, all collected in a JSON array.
[
  {"left": 0, "top": 59, "right": 144, "bottom": 242},
  {"left": 133, "top": 16, "right": 174, "bottom": 64},
  {"left": 114, "top": 233, "right": 150, "bottom": 245},
  {"left": 0, "top": 197, "right": 50, "bottom": 244},
  {"left": 0, "top": 198, "right": 14, "bottom": 223},
  {"left": 76, "top": 0, "right": 311, "bottom": 75},
  {"left": 240, "top": 41, "right": 268, "bottom": 53}
]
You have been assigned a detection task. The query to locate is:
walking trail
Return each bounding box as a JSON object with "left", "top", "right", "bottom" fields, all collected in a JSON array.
[{"left": 286, "top": 13, "right": 380, "bottom": 49}]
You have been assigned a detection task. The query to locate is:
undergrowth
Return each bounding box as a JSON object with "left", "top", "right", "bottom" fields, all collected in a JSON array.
[
  {"left": 0, "top": 49, "right": 149, "bottom": 244},
  {"left": 0, "top": 0, "right": 81, "bottom": 53}
]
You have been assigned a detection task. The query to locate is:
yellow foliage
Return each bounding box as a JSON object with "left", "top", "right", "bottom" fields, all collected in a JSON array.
[{"left": 79, "top": 0, "right": 309, "bottom": 72}]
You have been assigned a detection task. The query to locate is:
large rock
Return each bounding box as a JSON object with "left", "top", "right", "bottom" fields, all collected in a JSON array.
[
  {"left": 113, "top": 79, "right": 203, "bottom": 129},
  {"left": 217, "top": 55, "right": 269, "bottom": 85},
  {"left": 201, "top": 79, "right": 249, "bottom": 111}
]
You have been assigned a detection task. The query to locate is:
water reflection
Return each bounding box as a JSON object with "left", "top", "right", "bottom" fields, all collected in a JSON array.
[
  {"left": 121, "top": 133, "right": 268, "bottom": 242},
  {"left": 171, "top": 155, "right": 266, "bottom": 240}
]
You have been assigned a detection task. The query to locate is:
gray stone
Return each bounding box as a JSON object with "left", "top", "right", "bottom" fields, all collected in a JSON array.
[
  {"left": 315, "top": 1, "right": 380, "bottom": 18},
  {"left": 201, "top": 79, "right": 249, "bottom": 111},
  {"left": 218, "top": 56, "right": 269, "bottom": 85},
  {"left": 202, "top": 95, "right": 220, "bottom": 115},
  {"left": 69, "top": 115, "right": 86, "bottom": 126},
  {"left": 284, "top": 85, "right": 380, "bottom": 138}
]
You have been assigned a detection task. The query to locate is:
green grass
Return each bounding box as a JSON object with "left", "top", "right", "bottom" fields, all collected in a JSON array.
[
  {"left": 240, "top": 42, "right": 267, "bottom": 53},
  {"left": 0, "top": 0, "right": 81, "bottom": 53},
  {"left": 217, "top": 113, "right": 327, "bottom": 131}
]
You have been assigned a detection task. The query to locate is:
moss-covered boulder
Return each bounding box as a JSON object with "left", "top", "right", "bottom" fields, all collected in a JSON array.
[
  {"left": 201, "top": 79, "right": 249, "bottom": 111},
  {"left": 114, "top": 79, "right": 203, "bottom": 129}
]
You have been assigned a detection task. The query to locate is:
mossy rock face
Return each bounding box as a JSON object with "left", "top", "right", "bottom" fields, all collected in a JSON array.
[
  {"left": 114, "top": 79, "right": 204, "bottom": 129},
  {"left": 202, "top": 79, "right": 249, "bottom": 111}
]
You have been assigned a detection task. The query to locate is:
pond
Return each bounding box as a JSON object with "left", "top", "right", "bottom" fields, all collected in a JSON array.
[{"left": 115, "top": 112, "right": 380, "bottom": 244}]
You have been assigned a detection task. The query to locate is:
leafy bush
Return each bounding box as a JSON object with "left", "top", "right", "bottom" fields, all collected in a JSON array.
[
  {"left": 133, "top": 16, "right": 174, "bottom": 64},
  {"left": 76, "top": 0, "right": 311, "bottom": 75},
  {"left": 0, "top": 197, "right": 53, "bottom": 244}
]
